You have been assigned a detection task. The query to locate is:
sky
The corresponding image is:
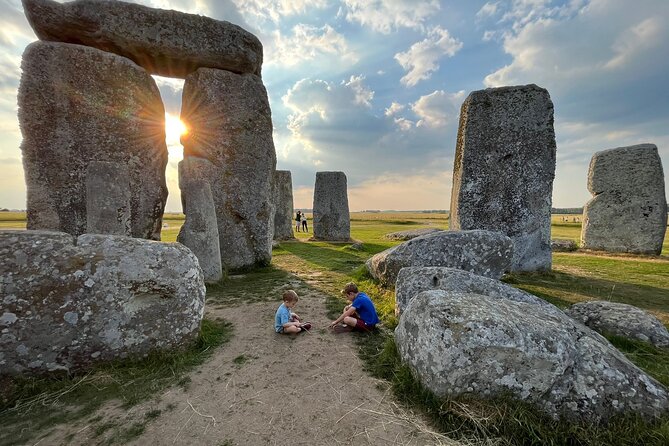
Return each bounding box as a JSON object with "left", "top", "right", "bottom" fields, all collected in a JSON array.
[{"left": 1, "top": 0, "right": 668, "bottom": 212}]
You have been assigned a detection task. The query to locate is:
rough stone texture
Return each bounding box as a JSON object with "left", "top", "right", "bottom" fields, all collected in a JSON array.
[
  {"left": 273, "top": 170, "right": 294, "bottom": 240},
  {"left": 312, "top": 172, "right": 351, "bottom": 241},
  {"left": 19, "top": 41, "right": 167, "bottom": 240},
  {"left": 366, "top": 230, "right": 513, "bottom": 286},
  {"left": 86, "top": 161, "right": 131, "bottom": 236},
  {"left": 181, "top": 68, "right": 276, "bottom": 270},
  {"left": 177, "top": 163, "right": 222, "bottom": 283},
  {"left": 565, "top": 301, "right": 669, "bottom": 348},
  {"left": 395, "top": 290, "right": 669, "bottom": 423},
  {"left": 450, "top": 84, "right": 556, "bottom": 272},
  {"left": 581, "top": 144, "right": 667, "bottom": 255},
  {"left": 22, "top": 0, "right": 263, "bottom": 78},
  {"left": 394, "top": 267, "right": 554, "bottom": 316},
  {"left": 384, "top": 228, "right": 443, "bottom": 241},
  {"left": 0, "top": 230, "right": 206, "bottom": 376},
  {"left": 551, "top": 238, "right": 578, "bottom": 252}
]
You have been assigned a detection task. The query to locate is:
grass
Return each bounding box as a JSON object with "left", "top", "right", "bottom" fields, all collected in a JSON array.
[
  {"left": 270, "top": 212, "right": 669, "bottom": 445},
  {"left": 0, "top": 318, "right": 232, "bottom": 446},
  {"left": 2, "top": 211, "right": 668, "bottom": 445},
  {"left": 356, "top": 333, "right": 669, "bottom": 446}
]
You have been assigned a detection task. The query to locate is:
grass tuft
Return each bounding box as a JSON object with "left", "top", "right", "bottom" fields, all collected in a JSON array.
[
  {"left": 356, "top": 332, "right": 669, "bottom": 445},
  {"left": 0, "top": 318, "right": 232, "bottom": 446}
]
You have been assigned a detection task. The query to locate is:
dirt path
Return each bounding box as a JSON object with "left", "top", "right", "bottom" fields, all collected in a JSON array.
[{"left": 37, "top": 288, "right": 455, "bottom": 445}]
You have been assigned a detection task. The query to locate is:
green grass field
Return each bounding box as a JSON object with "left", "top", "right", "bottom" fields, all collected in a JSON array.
[{"left": 2, "top": 211, "right": 669, "bottom": 444}]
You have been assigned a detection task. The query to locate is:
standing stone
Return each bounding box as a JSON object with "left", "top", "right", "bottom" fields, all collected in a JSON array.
[
  {"left": 86, "top": 161, "right": 131, "bottom": 236},
  {"left": 450, "top": 84, "right": 557, "bottom": 272},
  {"left": 181, "top": 68, "right": 276, "bottom": 270},
  {"left": 22, "top": 0, "right": 263, "bottom": 78},
  {"left": 312, "top": 172, "right": 351, "bottom": 241},
  {"left": 273, "top": 170, "right": 294, "bottom": 240},
  {"left": 19, "top": 41, "right": 167, "bottom": 240},
  {"left": 581, "top": 144, "right": 667, "bottom": 254},
  {"left": 177, "top": 160, "right": 222, "bottom": 283}
]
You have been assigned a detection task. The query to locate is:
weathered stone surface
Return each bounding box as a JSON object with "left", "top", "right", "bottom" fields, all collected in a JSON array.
[
  {"left": 396, "top": 290, "right": 669, "bottom": 422},
  {"left": 312, "top": 172, "right": 351, "bottom": 241},
  {"left": 581, "top": 144, "right": 667, "bottom": 254},
  {"left": 177, "top": 163, "right": 222, "bottom": 283},
  {"left": 181, "top": 68, "right": 276, "bottom": 270},
  {"left": 0, "top": 230, "right": 206, "bottom": 376},
  {"left": 565, "top": 301, "right": 669, "bottom": 348},
  {"left": 450, "top": 84, "right": 556, "bottom": 272},
  {"left": 273, "top": 170, "right": 294, "bottom": 240},
  {"left": 384, "top": 228, "right": 443, "bottom": 241},
  {"left": 395, "top": 267, "right": 554, "bottom": 316},
  {"left": 19, "top": 41, "right": 167, "bottom": 240},
  {"left": 22, "top": 0, "right": 263, "bottom": 78},
  {"left": 86, "top": 161, "right": 131, "bottom": 236},
  {"left": 366, "top": 230, "right": 513, "bottom": 286},
  {"left": 551, "top": 238, "right": 578, "bottom": 252}
]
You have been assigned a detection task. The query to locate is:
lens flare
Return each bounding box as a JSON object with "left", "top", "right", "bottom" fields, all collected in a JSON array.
[{"left": 165, "top": 113, "right": 188, "bottom": 147}]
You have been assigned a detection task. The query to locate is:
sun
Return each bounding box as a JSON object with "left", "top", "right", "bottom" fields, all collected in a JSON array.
[{"left": 165, "top": 113, "right": 188, "bottom": 147}]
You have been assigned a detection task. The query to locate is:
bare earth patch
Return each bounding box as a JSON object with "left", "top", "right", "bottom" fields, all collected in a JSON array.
[{"left": 36, "top": 290, "right": 455, "bottom": 446}]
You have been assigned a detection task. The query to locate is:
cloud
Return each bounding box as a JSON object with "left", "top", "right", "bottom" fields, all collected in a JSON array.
[
  {"left": 292, "top": 170, "right": 452, "bottom": 211},
  {"left": 342, "top": 0, "right": 440, "bottom": 34},
  {"left": 411, "top": 90, "right": 465, "bottom": 128},
  {"left": 230, "top": 0, "right": 328, "bottom": 24},
  {"left": 476, "top": 2, "right": 500, "bottom": 21},
  {"left": 384, "top": 102, "right": 404, "bottom": 116},
  {"left": 280, "top": 76, "right": 457, "bottom": 189},
  {"left": 604, "top": 17, "right": 664, "bottom": 69},
  {"left": 268, "top": 24, "right": 358, "bottom": 67},
  {"left": 394, "top": 26, "right": 463, "bottom": 86}
]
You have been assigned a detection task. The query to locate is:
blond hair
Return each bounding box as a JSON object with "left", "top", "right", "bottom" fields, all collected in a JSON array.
[{"left": 282, "top": 290, "right": 298, "bottom": 303}]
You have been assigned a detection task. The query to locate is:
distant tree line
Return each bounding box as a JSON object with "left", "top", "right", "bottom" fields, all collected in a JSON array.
[{"left": 551, "top": 207, "right": 584, "bottom": 214}]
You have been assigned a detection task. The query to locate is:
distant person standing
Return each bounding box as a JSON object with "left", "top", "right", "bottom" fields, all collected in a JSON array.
[
  {"left": 301, "top": 214, "right": 308, "bottom": 232},
  {"left": 295, "top": 210, "right": 302, "bottom": 232}
]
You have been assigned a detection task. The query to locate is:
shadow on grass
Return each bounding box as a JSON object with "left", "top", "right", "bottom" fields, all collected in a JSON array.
[
  {"left": 505, "top": 270, "right": 669, "bottom": 314},
  {"left": 205, "top": 265, "right": 295, "bottom": 306},
  {"left": 277, "top": 241, "right": 367, "bottom": 273}
]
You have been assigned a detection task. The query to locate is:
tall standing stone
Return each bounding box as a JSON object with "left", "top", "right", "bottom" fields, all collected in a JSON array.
[
  {"left": 181, "top": 68, "right": 276, "bottom": 270},
  {"left": 19, "top": 41, "right": 168, "bottom": 240},
  {"left": 273, "top": 170, "right": 294, "bottom": 240},
  {"left": 450, "top": 84, "right": 556, "bottom": 271},
  {"left": 22, "top": 0, "right": 263, "bottom": 78},
  {"left": 581, "top": 144, "right": 667, "bottom": 254},
  {"left": 177, "top": 160, "right": 223, "bottom": 283},
  {"left": 86, "top": 161, "right": 131, "bottom": 236},
  {"left": 312, "top": 172, "right": 351, "bottom": 241}
]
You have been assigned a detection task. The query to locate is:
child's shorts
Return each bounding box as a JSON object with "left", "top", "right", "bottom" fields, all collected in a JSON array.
[{"left": 354, "top": 319, "right": 375, "bottom": 332}]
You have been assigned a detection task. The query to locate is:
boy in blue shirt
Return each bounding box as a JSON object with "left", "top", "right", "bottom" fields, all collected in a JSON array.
[
  {"left": 275, "top": 290, "right": 311, "bottom": 334},
  {"left": 329, "top": 282, "right": 379, "bottom": 332}
]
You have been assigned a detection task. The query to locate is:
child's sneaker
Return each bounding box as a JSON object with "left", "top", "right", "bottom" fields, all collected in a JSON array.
[{"left": 300, "top": 322, "right": 312, "bottom": 331}]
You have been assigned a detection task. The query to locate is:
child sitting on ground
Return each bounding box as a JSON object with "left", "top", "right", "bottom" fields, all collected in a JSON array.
[
  {"left": 329, "top": 282, "right": 379, "bottom": 332},
  {"left": 275, "top": 290, "right": 311, "bottom": 334}
]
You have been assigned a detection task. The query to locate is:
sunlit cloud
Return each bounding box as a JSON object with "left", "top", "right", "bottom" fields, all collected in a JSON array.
[
  {"left": 231, "top": 0, "right": 328, "bottom": 24},
  {"left": 268, "top": 24, "right": 358, "bottom": 67},
  {"left": 342, "top": 0, "right": 440, "bottom": 34},
  {"left": 384, "top": 102, "right": 405, "bottom": 117},
  {"left": 412, "top": 90, "right": 465, "bottom": 128},
  {"left": 395, "top": 26, "right": 463, "bottom": 87}
]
